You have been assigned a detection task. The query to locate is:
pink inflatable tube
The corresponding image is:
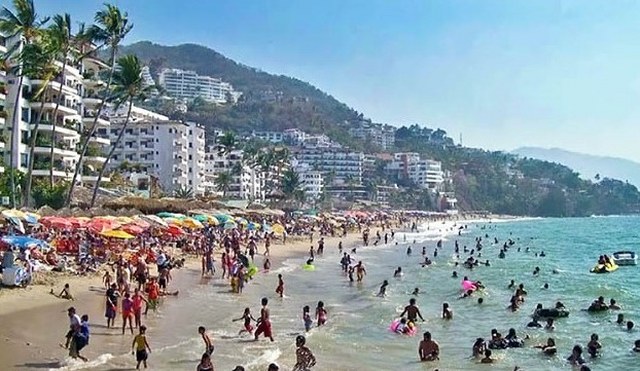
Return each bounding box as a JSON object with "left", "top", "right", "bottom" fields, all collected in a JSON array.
[
  {"left": 389, "top": 319, "right": 418, "bottom": 336},
  {"left": 462, "top": 279, "right": 477, "bottom": 291}
]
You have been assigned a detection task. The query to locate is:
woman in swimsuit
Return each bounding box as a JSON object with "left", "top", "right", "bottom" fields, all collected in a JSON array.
[{"left": 316, "top": 301, "right": 327, "bottom": 326}]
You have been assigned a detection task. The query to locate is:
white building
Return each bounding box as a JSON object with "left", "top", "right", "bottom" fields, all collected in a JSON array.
[
  {"left": 348, "top": 122, "right": 396, "bottom": 150},
  {"left": 141, "top": 66, "right": 155, "bottom": 88},
  {"left": 2, "top": 34, "right": 113, "bottom": 185},
  {"left": 291, "top": 159, "right": 323, "bottom": 200},
  {"left": 252, "top": 131, "right": 283, "bottom": 143},
  {"left": 205, "top": 149, "right": 263, "bottom": 200},
  {"left": 296, "top": 144, "right": 364, "bottom": 185},
  {"left": 159, "top": 68, "right": 240, "bottom": 104},
  {"left": 386, "top": 152, "right": 444, "bottom": 191},
  {"left": 102, "top": 119, "right": 206, "bottom": 195},
  {"left": 104, "top": 104, "right": 168, "bottom": 124}
]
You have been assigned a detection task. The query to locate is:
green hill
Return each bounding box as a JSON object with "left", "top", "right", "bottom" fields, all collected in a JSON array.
[{"left": 117, "top": 41, "right": 364, "bottom": 147}]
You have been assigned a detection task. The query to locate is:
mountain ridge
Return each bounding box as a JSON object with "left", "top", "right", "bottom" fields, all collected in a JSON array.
[{"left": 512, "top": 147, "right": 640, "bottom": 187}]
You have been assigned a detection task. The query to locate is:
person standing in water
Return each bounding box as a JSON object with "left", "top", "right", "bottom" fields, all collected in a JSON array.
[
  {"left": 355, "top": 261, "right": 367, "bottom": 282},
  {"left": 316, "top": 301, "right": 327, "bottom": 326},
  {"left": 131, "top": 325, "right": 151, "bottom": 369},
  {"left": 378, "top": 280, "right": 389, "bottom": 297},
  {"left": 198, "top": 326, "right": 214, "bottom": 355},
  {"left": 232, "top": 307, "right": 256, "bottom": 335},
  {"left": 400, "top": 298, "right": 425, "bottom": 323},
  {"left": 255, "top": 297, "right": 274, "bottom": 342},
  {"left": 418, "top": 331, "right": 440, "bottom": 361},
  {"left": 275, "top": 274, "right": 284, "bottom": 298},
  {"left": 293, "top": 335, "right": 316, "bottom": 371}
]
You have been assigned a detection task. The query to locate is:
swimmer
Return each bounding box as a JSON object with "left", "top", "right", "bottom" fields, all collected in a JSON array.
[
  {"left": 418, "top": 332, "right": 439, "bottom": 361},
  {"left": 633, "top": 339, "right": 640, "bottom": 352},
  {"left": 472, "top": 338, "right": 486, "bottom": 358},
  {"left": 628, "top": 321, "right": 635, "bottom": 331},
  {"left": 294, "top": 335, "right": 316, "bottom": 371},
  {"left": 545, "top": 318, "right": 555, "bottom": 331},
  {"left": 302, "top": 306, "right": 313, "bottom": 332},
  {"left": 534, "top": 338, "right": 557, "bottom": 356},
  {"left": 400, "top": 298, "right": 425, "bottom": 322},
  {"left": 316, "top": 301, "right": 327, "bottom": 326},
  {"left": 460, "top": 290, "right": 474, "bottom": 299},
  {"left": 610, "top": 298, "right": 621, "bottom": 310},
  {"left": 393, "top": 267, "right": 403, "bottom": 277},
  {"left": 527, "top": 318, "right": 542, "bottom": 328},
  {"left": 377, "top": 280, "right": 389, "bottom": 297},
  {"left": 442, "top": 303, "right": 453, "bottom": 320},
  {"left": 587, "top": 333, "right": 601, "bottom": 357},
  {"left": 480, "top": 349, "right": 495, "bottom": 364},
  {"left": 508, "top": 280, "right": 515, "bottom": 289},
  {"left": 422, "top": 246, "right": 426, "bottom": 255},
  {"left": 477, "top": 298, "right": 484, "bottom": 305},
  {"left": 232, "top": 307, "right": 256, "bottom": 335},
  {"left": 542, "top": 283, "right": 549, "bottom": 289},
  {"left": 395, "top": 317, "right": 410, "bottom": 334},
  {"left": 198, "top": 326, "right": 214, "bottom": 356},
  {"left": 567, "top": 344, "right": 586, "bottom": 366},
  {"left": 452, "top": 271, "right": 458, "bottom": 278},
  {"left": 411, "top": 287, "right": 420, "bottom": 296},
  {"left": 407, "top": 247, "right": 412, "bottom": 255},
  {"left": 616, "top": 313, "right": 625, "bottom": 325}
]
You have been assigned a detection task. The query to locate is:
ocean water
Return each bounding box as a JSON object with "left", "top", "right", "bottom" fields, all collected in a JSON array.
[{"left": 84, "top": 216, "right": 640, "bottom": 371}]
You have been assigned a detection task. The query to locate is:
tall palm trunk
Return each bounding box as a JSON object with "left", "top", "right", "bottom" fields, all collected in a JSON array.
[
  {"left": 89, "top": 99, "right": 132, "bottom": 207},
  {"left": 8, "top": 73, "right": 23, "bottom": 209},
  {"left": 65, "top": 49, "right": 116, "bottom": 207},
  {"left": 49, "top": 56, "right": 68, "bottom": 186},
  {"left": 23, "top": 88, "right": 48, "bottom": 206}
]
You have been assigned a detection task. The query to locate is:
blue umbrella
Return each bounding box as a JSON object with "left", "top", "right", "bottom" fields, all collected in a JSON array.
[{"left": 2, "top": 236, "right": 50, "bottom": 250}]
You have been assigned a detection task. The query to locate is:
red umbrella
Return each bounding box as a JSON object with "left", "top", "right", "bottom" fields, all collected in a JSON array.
[
  {"left": 165, "top": 225, "right": 184, "bottom": 236},
  {"left": 40, "top": 216, "right": 73, "bottom": 229},
  {"left": 122, "top": 225, "right": 145, "bottom": 236},
  {"left": 87, "top": 218, "right": 121, "bottom": 233}
]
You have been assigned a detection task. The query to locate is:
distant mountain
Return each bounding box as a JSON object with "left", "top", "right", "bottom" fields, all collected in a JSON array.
[
  {"left": 512, "top": 147, "right": 640, "bottom": 187},
  {"left": 116, "top": 42, "right": 365, "bottom": 147}
]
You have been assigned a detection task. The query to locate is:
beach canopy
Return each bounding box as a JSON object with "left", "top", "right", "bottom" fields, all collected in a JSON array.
[
  {"left": 40, "top": 216, "right": 73, "bottom": 228},
  {"left": 2, "top": 235, "right": 50, "bottom": 250},
  {"left": 100, "top": 230, "right": 135, "bottom": 239}
]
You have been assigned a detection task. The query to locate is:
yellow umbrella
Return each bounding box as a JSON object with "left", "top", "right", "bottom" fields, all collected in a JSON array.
[
  {"left": 208, "top": 216, "right": 220, "bottom": 226},
  {"left": 183, "top": 218, "right": 204, "bottom": 229},
  {"left": 271, "top": 223, "right": 285, "bottom": 235},
  {"left": 116, "top": 216, "right": 135, "bottom": 225},
  {"left": 164, "top": 217, "right": 184, "bottom": 226},
  {"left": 101, "top": 230, "right": 135, "bottom": 239}
]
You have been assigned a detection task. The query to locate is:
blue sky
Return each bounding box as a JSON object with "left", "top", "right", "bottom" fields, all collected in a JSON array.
[{"left": 34, "top": 0, "right": 640, "bottom": 161}]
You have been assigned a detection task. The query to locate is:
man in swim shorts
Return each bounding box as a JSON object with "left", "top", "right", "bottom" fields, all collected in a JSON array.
[
  {"left": 418, "top": 331, "right": 439, "bottom": 361},
  {"left": 255, "top": 297, "right": 274, "bottom": 342},
  {"left": 400, "top": 298, "right": 425, "bottom": 322},
  {"left": 355, "top": 261, "right": 366, "bottom": 282}
]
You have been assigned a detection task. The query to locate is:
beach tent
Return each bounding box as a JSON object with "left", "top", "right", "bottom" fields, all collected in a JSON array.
[{"left": 101, "top": 230, "right": 135, "bottom": 239}]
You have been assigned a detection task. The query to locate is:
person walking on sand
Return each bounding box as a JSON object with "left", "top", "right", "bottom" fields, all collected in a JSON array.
[
  {"left": 293, "top": 335, "right": 316, "bottom": 371},
  {"left": 132, "top": 325, "right": 151, "bottom": 369},
  {"left": 275, "top": 274, "right": 284, "bottom": 298},
  {"left": 255, "top": 297, "right": 274, "bottom": 342}
]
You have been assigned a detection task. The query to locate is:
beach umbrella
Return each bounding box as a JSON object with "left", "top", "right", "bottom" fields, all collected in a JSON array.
[
  {"left": 2, "top": 235, "right": 50, "bottom": 250},
  {"left": 192, "top": 214, "right": 209, "bottom": 223},
  {"left": 40, "top": 216, "right": 73, "bottom": 229},
  {"left": 100, "top": 230, "right": 135, "bottom": 239},
  {"left": 223, "top": 221, "right": 237, "bottom": 230},
  {"left": 235, "top": 217, "right": 249, "bottom": 226},
  {"left": 164, "top": 217, "right": 184, "bottom": 226},
  {"left": 139, "top": 215, "right": 168, "bottom": 228},
  {"left": 122, "top": 225, "right": 145, "bottom": 236},
  {"left": 247, "top": 222, "right": 261, "bottom": 231},
  {"left": 116, "top": 216, "right": 135, "bottom": 225},
  {"left": 271, "top": 223, "right": 285, "bottom": 235},
  {"left": 132, "top": 217, "right": 151, "bottom": 229},
  {"left": 87, "top": 218, "right": 121, "bottom": 233},
  {"left": 182, "top": 218, "right": 204, "bottom": 229},
  {"left": 156, "top": 212, "right": 175, "bottom": 218},
  {"left": 215, "top": 214, "right": 232, "bottom": 223},
  {"left": 166, "top": 225, "right": 185, "bottom": 236}
]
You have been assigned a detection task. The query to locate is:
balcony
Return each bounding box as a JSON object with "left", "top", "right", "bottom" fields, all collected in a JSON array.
[
  {"left": 29, "top": 100, "right": 79, "bottom": 116},
  {"left": 88, "top": 136, "right": 110, "bottom": 146},
  {"left": 81, "top": 166, "right": 110, "bottom": 183},
  {"left": 82, "top": 91, "right": 103, "bottom": 106},
  {"left": 32, "top": 160, "right": 71, "bottom": 179},
  {"left": 31, "top": 78, "right": 81, "bottom": 98},
  {"left": 30, "top": 121, "right": 79, "bottom": 138},
  {"left": 82, "top": 112, "right": 110, "bottom": 127}
]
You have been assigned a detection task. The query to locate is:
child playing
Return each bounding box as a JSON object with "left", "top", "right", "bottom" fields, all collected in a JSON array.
[
  {"left": 303, "top": 306, "right": 313, "bottom": 332},
  {"left": 122, "top": 293, "right": 134, "bottom": 335},
  {"left": 275, "top": 274, "right": 284, "bottom": 298},
  {"left": 103, "top": 271, "right": 112, "bottom": 290},
  {"left": 198, "top": 326, "right": 214, "bottom": 355},
  {"left": 232, "top": 307, "right": 256, "bottom": 335},
  {"left": 315, "top": 301, "right": 327, "bottom": 327},
  {"left": 132, "top": 325, "right": 151, "bottom": 369}
]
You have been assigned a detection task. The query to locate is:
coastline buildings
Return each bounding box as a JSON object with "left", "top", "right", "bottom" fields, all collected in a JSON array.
[
  {"left": 2, "top": 34, "right": 113, "bottom": 185},
  {"left": 385, "top": 152, "right": 444, "bottom": 191},
  {"left": 102, "top": 118, "right": 206, "bottom": 195},
  {"left": 348, "top": 121, "right": 396, "bottom": 150},
  {"left": 295, "top": 144, "right": 364, "bottom": 185},
  {"left": 158, "top": 68, "right": 241, "bottom": 104},
  {"left": 291, "top": 159, "right": 323, "bottom": 200},
  {"left": 204, "top": 148, "right": 263, "bottom": 200}
]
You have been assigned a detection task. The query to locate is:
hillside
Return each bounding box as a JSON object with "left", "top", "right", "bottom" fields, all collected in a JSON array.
[
  {"left": 117, "top": 42, "right": 364, "bottom": 148},
  {"left": 513, "top": 147, "right": 640, "bottom": 187}
]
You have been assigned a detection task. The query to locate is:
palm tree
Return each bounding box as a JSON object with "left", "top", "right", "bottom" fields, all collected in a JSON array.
[
  {"left": 215, "top": 171, "right": 232, "bottom": 198},
  {"left": 89, "top": 54, "right": 152, "bottom": 207},
  {"left": 66, "top": 3, "right": 133, "bottom": 206},
  {"left": 22, "top": 31, "right": 60, "bottom": 206},
  {"left": 217, "top": 131, "right": 236, "bottom": 156},
  {"left": 173, "top": 186, "right": 193, "bottom": 199},
  {"left": 281, "top": 168, "right": 301, "bottom": 199},
  {"left": 47, "top": 13, "right": 72, "bottom": 187},
  {"left": 0, "top": 0, "right": 48, "bottom": 207}
]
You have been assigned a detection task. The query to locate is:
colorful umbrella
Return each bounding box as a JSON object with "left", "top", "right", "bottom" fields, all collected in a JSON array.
[
  {"left": 215, "top": 214, "right": 232, "bottom": 223},
  {"left": 139, "top": 215, "right": 168, "bottom": 228},
  {"left": 40, "top": 216, "right": 73, "bottom": 229},
  {"left": 100, "top": 230, "right": 135, "bottom": 239},
  {"left": 182, "top": 218, "right": 204, "bottom": 229},
  {"left": 223, "top": 221, "right": 237, "bottom": 230},
  {"left": 235, "top": 217, "right": 249, "bottom": 226},
  {"left": 166, "top": 225, "right": 185, "bottom": 236},
  {"left": 271, "top": 223, "right": 285, "bottom": 235},
  {"left": 247, "top": 222, "right": 261, "bottom": 231},
  {"left": 2, "top": 235, "right": 50, "bottom": 250},
  {"left": 88, "top": 218, "right": 121, "bottom": 233},
  {"left": 122, "top": 225, "right": 145, "bottom": 235}
]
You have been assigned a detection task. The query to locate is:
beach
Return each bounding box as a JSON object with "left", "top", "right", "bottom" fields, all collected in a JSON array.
[{"left": 0, "top": 226, "right": 373, "bottom": 370}]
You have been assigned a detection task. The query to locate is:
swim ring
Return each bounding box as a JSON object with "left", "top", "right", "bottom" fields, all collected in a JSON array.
[
  {"left": 389, "top": 319, "right": 417, "bottom": 336},
  {"left": 462, "top": 280, "right": 477, "bottom": 292},
  {"left": 246, "top": 264, "right": 258, "bottom": 278},
  {"left": 302, "top": 264, "right": 315, "bottom": 271}
]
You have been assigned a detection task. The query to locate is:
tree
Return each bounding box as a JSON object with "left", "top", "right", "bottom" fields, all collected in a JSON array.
[
  {"left": 47, "top": 13, "right": 72, "bottom": 187},
  {"left": 173, "top": 186, "right": 193, "bottom": 199},
  {"left": 215, "top": 171, "right": 232, "bottom": 198},
  {"left": 281, "top": 168, "right": 301, "bottom": 199},
  {"left": 66, "top": 3, "right": 133, "bottom": 206},
  {"left": 90, "top": 54, "right": 153, "bottom": 206},
  {"left": 217, "top": 131, "right": 236, "bottom": 156},
  {"left": 32, "top": 179, "right": 68, "bottom": 208},
  {"left": 0, "top": 0, "right": 49, "bottom": 207},
  {"left": 21, "top": 32, "right": 59, "bottom": 207}
]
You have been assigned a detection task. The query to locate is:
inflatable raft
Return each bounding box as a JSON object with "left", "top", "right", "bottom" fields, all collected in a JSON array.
[{"left": 389, "top": 319, "right": 417, "bottom": 336}]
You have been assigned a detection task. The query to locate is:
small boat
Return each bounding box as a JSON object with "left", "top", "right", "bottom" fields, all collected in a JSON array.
[{"left": 612, "top": 251, "right": 638, "bottom": 266}]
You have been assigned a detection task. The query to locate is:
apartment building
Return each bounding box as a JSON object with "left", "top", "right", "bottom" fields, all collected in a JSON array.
[
  {"left": 103, "top": 119, "right": 206, "bottom": 195},
  {"left": 2, "top": 34, "right": 113, "bottom": 185},
  {"left": 386, "top": 152, "right": 444, "bottom": 191},
  {"left": 252, "top": 129, "right": 308, "bottom": 146},
  {"left": 296, "top": 144, "right": 364, "bottom": 185},
  {"left": 204, "top": 149, "right": 263, "bottom": 200},
  {"left": 158, "top": 68, "right": 240, "bottom": 104},
  {"left": 348, "top": 121, "right": 396, "bottom": 150},
  {"left": 291, "top": 159, "right": 323, "bottom": 200}
]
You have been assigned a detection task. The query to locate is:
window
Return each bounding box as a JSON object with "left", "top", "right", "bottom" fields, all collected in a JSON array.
[
  {"left": 189, "top": 142, "right": 193, "bottom": 148},
  {"left": 20, "top": 153, "right": 28, "bottom": 167},
  {"left": 188, "top": 155, "right": 192, "bottom": 160}
]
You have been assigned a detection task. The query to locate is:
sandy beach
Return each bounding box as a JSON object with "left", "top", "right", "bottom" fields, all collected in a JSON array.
[{"left": 0, "top": 228, "right": 371, "bottom": 370}]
